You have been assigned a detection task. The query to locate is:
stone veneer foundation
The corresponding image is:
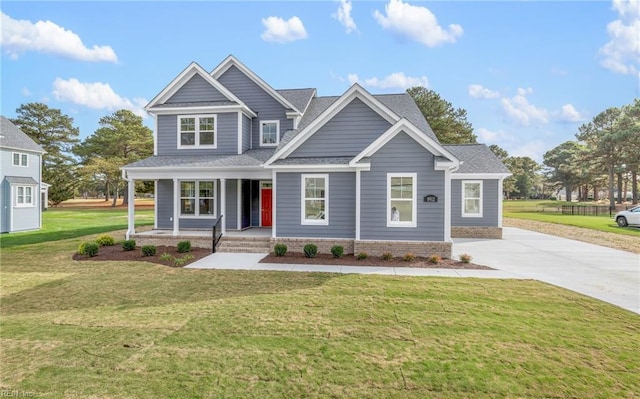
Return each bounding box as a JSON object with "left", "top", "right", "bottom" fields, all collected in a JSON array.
[
  {"left": 272, "top": 238, "right": 451, "bottom": 258},
  {"left": 451, "top": 226, "right": 503, "bottom": 239}
]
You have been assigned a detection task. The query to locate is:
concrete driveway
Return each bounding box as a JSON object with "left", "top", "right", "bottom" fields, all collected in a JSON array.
[{"left": 453, "top": 227, "right": 640, "bottom": 314}]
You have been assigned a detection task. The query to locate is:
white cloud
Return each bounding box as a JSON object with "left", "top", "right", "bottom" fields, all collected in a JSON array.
[
  {"left": 333, "top": 0, "right": 358, "bottom": 34},
  {"left": 52, "top": 78, "right": 147, "bottom": 117},
  {"left": 558, "top": 104, "right": 584, "bottom": 122},
  {"left": 509, "top": 140, "right": 547, "bottom": 162},
  {"left": 348, "top": 72, "right": 428, "bottom": 90},
  {"left": 0, "top": 12, "right": 117, "bottom": 62},
  {"left": 598, "top": 0, "right": 640, "bottom": 75},
  {"left": 468, "top": 84, "right": 499, "bottom": 99},
  {"left": 261, "top": 16, "right": 308, "bottom": 43},
  {"left": 373, "top": 0, "right": 463, "bottom": 47},
  {"left": 476, "top": 127, "right": 510, "bottom": 143},
  {"left": 501, "top": 88, "right": 549, "bottom": 126}
]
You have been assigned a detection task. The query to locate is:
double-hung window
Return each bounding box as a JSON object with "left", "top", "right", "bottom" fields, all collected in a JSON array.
[
  {"left": 260, "top": 120, "right": 280, "bottom": 146},
  {"left": 462, "top": 181, "right": 483, "bottom": 217},
  {"left": 178, "top": 115, "right": 216, "bottom": 148},
  {"left": 16, "top": 186, "right": 34, "bottom": 207},
  {"left": 302, "top": 174, "right": 328, "bottom": 225},
  {"left": 12, "top": 152, "right": 28, "bottom": 167},
  {"left": 387, "top": 173, "right": 417, "bottom": 227},
  {"left": 180, "top": 181, "right": 216, "bottom": 217}
]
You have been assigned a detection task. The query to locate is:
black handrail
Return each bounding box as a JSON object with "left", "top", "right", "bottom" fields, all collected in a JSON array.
[{"left": 212, "top": 215, "right": 223, "bottom": 253}]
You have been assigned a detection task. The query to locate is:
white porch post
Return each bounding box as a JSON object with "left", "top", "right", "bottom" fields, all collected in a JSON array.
[
  {"left": 126, "top": 178, "right": 135, "bottom": 240},
  {"left": 173, "top": 178, "right": 179, "bottom": 236},
  {"left": 355, "top": 169, "right": 361, "bottom": 241},
  {"left": 220, "top": 178, "right": 226, "bottom": 235}
]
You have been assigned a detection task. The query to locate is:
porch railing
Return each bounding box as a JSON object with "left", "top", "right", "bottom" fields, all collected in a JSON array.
[{"left": 212, "top": 215, "right": 223, "bottom": 253}]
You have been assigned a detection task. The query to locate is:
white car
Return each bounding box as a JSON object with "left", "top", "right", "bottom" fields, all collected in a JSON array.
[{"left": 615, "top": 206, "right": 640, "bottom": 227}]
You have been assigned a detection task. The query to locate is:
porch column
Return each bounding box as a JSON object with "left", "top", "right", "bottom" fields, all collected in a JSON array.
[
  {"left": 220, "top": 178, "right": 226, "bottom": 235},
  {"left": 126, "top": 178, "right": 135, "bottom": 240},
  {"left": 173, "top": 178, "right": 179, "bottom": 236},
  {"left": 355, "top": 169, "right": 361, "bottom": 240}
]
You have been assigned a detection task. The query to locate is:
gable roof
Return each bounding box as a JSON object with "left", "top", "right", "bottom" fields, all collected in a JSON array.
[
  {"left": 0, "top": 116, "right": 45, "bottom": 153},
  {"left": 211, "top": 55, "right": 301, "bottom": 113},
  {"left": 277, "top": 88, "right": 316, "bottom": 114},
  {"left": 444, "top": 144, "right": 511, "bottom": 175},
  {"left": 145, "top": 62, "right": 251, "bottom": 113}
]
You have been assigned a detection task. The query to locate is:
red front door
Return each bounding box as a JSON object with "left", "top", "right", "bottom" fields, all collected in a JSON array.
[{"left": 261, "top": 188, "right": 272, "bottom": 227}]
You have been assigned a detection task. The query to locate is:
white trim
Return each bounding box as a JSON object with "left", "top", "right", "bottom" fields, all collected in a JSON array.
[
  {"left": 122, "top": 168, "right": 272, "bottom": 181},
  {"left": 452, "top": 173, "right": 511, "bottom": 180},
  {"left": 220, "top": 178, "right": 226, "bottom": 235},
  {"left": 237, "top": 179, "right": 242, "bottom": 230},
  {"left": 301, "top": 174, "right": 329, "bottom": 226},
  {"left": 265, "top": 84, "right": 400, "bottom": 165},
  {"left": 178, "top": 180, "right": 217, "bottom": 218},
  {"left": 271, "top": 170, "right": 277, "bottom": 238},
  {"left": 12, "top": 152, "right": 29, "bottom": 167},
  {"left": 237, "top": 112, "right": 242, "bottom": 154},
  {"left": 150, "top": 105, "right": 256, "bottom": 117},
  {"left": 259, "top": 120, "right": 280, "bottom": 147},
  {"left": 350, "top": 118, "right": 459, "bottom": 170},
  {"left": 265, "top": 164, "right": 354, "bottom": 172},
  {"left": 177, "top": 114, "right": 217, "bottom": 149},
  {"left": 444, "top": 169, "right": 452, "bottom": 242},
  {"left": 154, "top": 180, "right": 158, "bottom": 229},
  {"left": 355, "top": 169, "right": 361, "bottom": 240},
  {"left": 126, "top": 178, "right": 135, "bottom": 240},
  {"left": 172, "top": 179, "right": 179, "bottom": 236},
  {"left": 210, "top": 55, "right": 299, "bottom": 112},
  {"left": 14, "top": 185, "right": 36, "bottom": 207},
  {"left": 387, "top": 173, "right": 417, "bottom": 228},
  {"left": 462, "top": 180, "right": 483, "bottom": 218}
]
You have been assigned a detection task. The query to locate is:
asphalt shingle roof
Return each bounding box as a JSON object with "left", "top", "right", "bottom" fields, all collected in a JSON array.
[
  {"left": 5, "top": 176, "right": 39, "bottom": 184},
  {"left": 271, "top": 156, "right": 353, "bottom": 166},
  {"left": 277, "top": 89, "right": 316, "bottom": 113},
  {"left": 123, "top": 149, "right": 274, "bottom": 169},
  {"left": 0, "top": 116, "right": 45, "bottom": 153},
  {"left": 444, "top": 144, "right": 510, "bottom": 174}
]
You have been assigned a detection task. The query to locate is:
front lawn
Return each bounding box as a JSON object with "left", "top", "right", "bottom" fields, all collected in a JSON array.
[
  {"left": 1, "top": 237, "right": 638, "bottom": 398},
  {"left": 504, "top": 212, "right": 640, "bottom": 237}
]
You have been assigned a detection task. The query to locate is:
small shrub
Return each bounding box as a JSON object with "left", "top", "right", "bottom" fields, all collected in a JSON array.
[
  {"left": 141, "top": 245, "right": 157, "bottom": 257},
  {"left": 382, "top": 252, "right": 393, "bottom": 261},
  {"left": 83, "top": 242, "right": 99, "bottom": 257},
  {"left": 330, "top": 245, "right": 344, "bottom": 258},
  {"left": 159, "top": 252, "right": 173, "bottom": 262},
  {"left": 402, "top": 252, "right": 416, "bottom": 262},
  {"left": 303, "top": 243, "right": 318, "bottom": 258},
  {"left": 274, "top": 243, "right": 288, "bottom": 257},
  {"left": 174, "top": 254, "right": 195, "bottom": 266},
  {"left": 356, "top": 252, "right": 368, "bottom": 260},
  {"left": 77, "top": 243, "right": 87, "bottom": 255},
  {"left": 122, "top": 240, "right": 136, "bottom": 251},
  {"left": 177, "top": 241, "right": 191, "bottom": 253},
  {"left": 95, "top": 234, "right": 115, "bottom": 246},
  {"left": 459, "top": 253, "right": 473, "bottom": 264},
  {"left": 428, "top": 254, "right": 442, "bottom": 264}
]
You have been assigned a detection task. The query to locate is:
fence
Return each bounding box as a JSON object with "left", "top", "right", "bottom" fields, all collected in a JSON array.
[{"left": 561, "top": 205, "right": 612, "bottom": 216}]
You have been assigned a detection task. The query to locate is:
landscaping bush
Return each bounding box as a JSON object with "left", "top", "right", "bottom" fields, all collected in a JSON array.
[
  {"left": 141, "top": 245, "right": 157, "bottom": 257},
  {"left": 303, "top": 243, "right": 318, "bottom": 258},
  {"left": 82, "top": 242, "right": 99, "bottom": 257},
  {"left": 428, "top": 254, "right": 442, "bottom": 264},
  {"left": 95, "top": 234, "right": 115, "bottom": 246},
  {"left": 159, "top": 252, "right": 173, "bottom": 262},
  {"left": 330, "top": 245, "right": 344, "bottom": 258},
  {"left": 274, "top": 243, "right": 288, "bottom": 257},
  {"left": 402, "top": 252, "right": 416, "bottom": 262},
  {"left": 459, "top": 253, "right": 473, "bottom": 264},
  {"left": 174, "top": 254, "right": 195, "bottom": 267},
  {"left": 356, "top": 252, "right": 368, "bottom": 260},
  {"left": 177, "top": 241, "right": 191, "bottom": 253},
  {"left": 122, "top": 240, "right": 136, "bottom": 251},
  {"left": 382, "top": 252, "right": 393, "bottom": 261},
  {"left": 77, "top": 243, "right": 87, "bottom": 255}
]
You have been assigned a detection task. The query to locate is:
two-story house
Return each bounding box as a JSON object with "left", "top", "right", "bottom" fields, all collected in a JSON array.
[
  {"left": 1, "top": 116, "right": 47, "bottom": 233},
  {"left": 122, "top": 56, "right": 510, "bottom": 257}
]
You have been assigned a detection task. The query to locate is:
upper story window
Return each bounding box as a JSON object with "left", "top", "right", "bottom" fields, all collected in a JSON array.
[
  {"left": 387, "top": 173, "right": 417, "bottom": 228},
  {"left": 462, "top": 180, "right": 483, "bottom": 217},
  {"left": 178, "top": 115, "right": 217, "bottom": 149},
  {"left": 260, "top": 120, "right": 280, "bottom": 147},
  {"left": 16, "top": 186, "right": 35, "bottom": 207},
  {"left": 301, "top": 174, "right": 328, "bottom": 225},
  {"left": 12, "top": 152, "right": 28, "bottom": 167}
]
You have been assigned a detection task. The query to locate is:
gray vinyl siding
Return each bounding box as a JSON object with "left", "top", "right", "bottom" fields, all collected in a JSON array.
[
  {"left": 156, "top": 113, "right": 237, "bottom": 155},
  {"left": 217, "top": 65, "right": 293, "bottom": 148},
  {"left": 223, "top": 179, "right": 237, "bottom": 230},
  {"left": 0, "top": 148, "right": 42, "bottom": 232},
  {"left": 289, "top": 98, "right": 392, "bottom": 158},
  {"left": 165, "top": 74, "right": 228, "bottom": 103},
  {"left": 242, "top": 114, "right": 251, "bottom": 152},
  {"left": 275, "top": 172, "right": 355, "bottom": 239},
  {"left": 451, "top": 179, "right": 500, "bottom": 227},
  {"left": 156, "top": 180, "right": 174, "bottom": 229},
  {"left": 360, "top": 132, "right": 445, "bottom": 241},
  {"left": 0, "top": 179, "right": 9, "bottom": 233}
]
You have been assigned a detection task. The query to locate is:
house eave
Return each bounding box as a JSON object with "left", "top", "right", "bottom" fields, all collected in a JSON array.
[{"left": 146, "top": 105, "right": 256, "bottom": 118}]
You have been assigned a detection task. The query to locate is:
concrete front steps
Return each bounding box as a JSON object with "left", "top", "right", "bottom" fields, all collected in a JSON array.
[{"left": 216, "top": 236, "right": 271, "bottom": 253}]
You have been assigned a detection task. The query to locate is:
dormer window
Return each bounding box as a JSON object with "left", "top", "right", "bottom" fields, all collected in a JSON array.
[
  {"left": 178, "top": 115, "right": 217, "bottom": 148},
  {"left": 260, "top": 120, "right": 280, "bottom": 147}
]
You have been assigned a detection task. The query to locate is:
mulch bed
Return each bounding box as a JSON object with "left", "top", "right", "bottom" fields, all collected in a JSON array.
[
  {"left": 260, "top": 253, "right": 493, "bottom": 270},
  {"left": 72, "top": 245, "right": 212, "bottom": 267}
]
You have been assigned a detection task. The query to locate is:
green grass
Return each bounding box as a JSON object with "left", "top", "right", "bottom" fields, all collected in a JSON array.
[
  {"left": 0, "top": 208, "right": 154, "bottom": 248},
  {"left": 1, "top": 237, "right": 639, "bottom": 398}
]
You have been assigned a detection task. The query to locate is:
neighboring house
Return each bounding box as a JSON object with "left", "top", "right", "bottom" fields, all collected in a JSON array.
[
  {"left": 122, "top": 56, "right": 510, "bottom": 257},
  {"left": 0, "top": 116, "right": 47, "bottom": 233}
]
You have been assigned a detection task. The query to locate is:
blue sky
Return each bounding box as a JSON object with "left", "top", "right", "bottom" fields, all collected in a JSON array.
[{"left": 1, "top": 0, "right": 638, "bottom": 161}]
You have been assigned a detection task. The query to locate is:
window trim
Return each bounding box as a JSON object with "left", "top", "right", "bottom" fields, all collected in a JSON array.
[
  {"left": 387, "top": 173, "right": 417, "bottom": 228},
  {"left": 177, "top": 115, "right": 217, "bottom": 149},
  {"left": 179, "top": 180, "right": 217, "bottom": 218},
  {"left": 12, "top": 152, "right": 28, "bottom": 167},
  {"left": 462, "top": 180, "right": 483, "bottom": 218},
  {"left": 15, "top": 185, "right": 35, "bottom": 207},
  {"left": 260, "top": 120, "right": 280, "bottom": 147},
  {"left": 301, "top": 174, "right": 329, "bottom": 226}
]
